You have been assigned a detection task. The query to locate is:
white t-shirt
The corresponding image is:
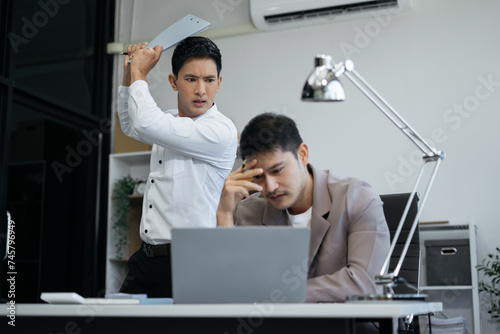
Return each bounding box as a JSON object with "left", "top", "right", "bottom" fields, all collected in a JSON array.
[{"left": 287, "top": 207, "right": 312, "bottom": 228}]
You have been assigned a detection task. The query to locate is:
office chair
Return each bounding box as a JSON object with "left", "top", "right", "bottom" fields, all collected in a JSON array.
[
  {"left": 354, "top": 194, "right": 422, "bottom": 333},
  {"left": 380, "top": 193, "right": 421, "bottom": 333},
  {"left": 380, "top": 193, "right": 421, "bottom": 295}
]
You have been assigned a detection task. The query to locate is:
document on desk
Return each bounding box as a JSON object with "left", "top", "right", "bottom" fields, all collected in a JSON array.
[{"left": 40, "top": 292, "right": 173, "bottom": 305}]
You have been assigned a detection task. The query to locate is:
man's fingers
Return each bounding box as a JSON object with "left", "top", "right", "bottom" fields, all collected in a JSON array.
[
  {"left": 241, "top": 168, "right": 263, "bottom": 182},
  {"left": 124, "top": 44, "right": 142, "bottom": 64},
  {"left": 234, "top": 186, "right": 250, "bottom": 200},
  {"left": 153, "top": 45, "right": 164, "bottom": 54},
  {"left": 225, "top": 184, "right": 251, "bottom": 202},
  {"left": 241, "top": 159, "right": 258, "bottom": 172},
  {"left": 126, "top": 43, "right": 148, "bottom": 56},
  {"left": 230, "top": 179, "right": 262, "bottom": 193}
]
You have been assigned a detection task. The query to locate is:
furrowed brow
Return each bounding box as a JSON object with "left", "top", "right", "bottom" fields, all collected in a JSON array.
[
  {"left": 183, "top": 74, "right": 217, "bottom": 80},
  {"left": 265, "top": 161, "right": 284, "bottom": 172}
]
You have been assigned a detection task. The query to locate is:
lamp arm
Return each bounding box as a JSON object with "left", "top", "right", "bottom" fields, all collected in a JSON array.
[
  {"left": 341, "top": 62, "right": 441, "bottom": 160},
  {"left": 378, "top": 171, "right": 422, "bottom": 276},
  {"left": 335, "top": 60, "right": 445, "bottom": 285},
  {"left": 391, "top": 157, "right": 442, "bottom": 277}
]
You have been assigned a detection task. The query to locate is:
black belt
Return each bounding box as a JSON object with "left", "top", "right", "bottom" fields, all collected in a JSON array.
[{"left": 142, "top": 242, "right": 171, "bottom": 257}]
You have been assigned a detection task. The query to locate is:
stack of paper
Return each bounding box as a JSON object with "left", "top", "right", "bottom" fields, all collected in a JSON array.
[
  {"left": 420, "top": 315, "right": 467, "bottom": 334},
  {"left": 40, "top": 292, "right": 173, "bottom": 305}
]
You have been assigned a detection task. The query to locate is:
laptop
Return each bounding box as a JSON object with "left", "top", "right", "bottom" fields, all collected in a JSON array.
[{"left": 171, "top": 226, "right": 310, "bottom": 304}]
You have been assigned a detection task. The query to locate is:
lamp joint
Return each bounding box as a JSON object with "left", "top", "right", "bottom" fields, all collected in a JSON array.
[{"left": 423, "top": 150, "right": 445, "bottom": 162}]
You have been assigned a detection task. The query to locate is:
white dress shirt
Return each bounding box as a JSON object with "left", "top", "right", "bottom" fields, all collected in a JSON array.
[{"left": 118, "top": 80, "right": 238, "bottom": 244}]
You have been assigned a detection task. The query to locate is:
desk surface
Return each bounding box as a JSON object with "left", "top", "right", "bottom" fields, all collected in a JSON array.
[{"left": 8, "top": 301, "right": 442, "bottom": 319}]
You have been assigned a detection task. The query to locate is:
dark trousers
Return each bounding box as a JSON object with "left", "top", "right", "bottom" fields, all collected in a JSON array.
[{"left": 119, "top": 242, "right": 173, "bottom": 298}]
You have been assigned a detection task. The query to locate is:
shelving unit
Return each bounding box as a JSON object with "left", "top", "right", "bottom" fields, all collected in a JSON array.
[
  {"left": 106, "top": 151, "right": 151, "bottom": 293},
  {"left": 419, "top": 222, "right": 480, "bottom": 333}
]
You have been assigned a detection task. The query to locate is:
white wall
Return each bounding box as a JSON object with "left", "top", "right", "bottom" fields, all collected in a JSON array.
[{"left": 115, "top": 1, "right": 500, "bottom": 331}]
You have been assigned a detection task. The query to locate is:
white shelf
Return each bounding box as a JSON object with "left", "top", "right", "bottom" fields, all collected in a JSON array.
[
  {"left": 420, "top": 285, "right": 474, "bottom": 291},
  {"left": 419, "top": 222, "right": 480, "bottom": 334},
  {"left": 110, "top": 151, "right": 152, "bottom": 163},
  {"left": 106, "top": 150, "right": 152, "bottom": 294}
]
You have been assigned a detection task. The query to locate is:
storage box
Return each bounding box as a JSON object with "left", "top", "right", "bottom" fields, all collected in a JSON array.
[{"left": 425, "top": 239, "right": 471, "bottom": 286}]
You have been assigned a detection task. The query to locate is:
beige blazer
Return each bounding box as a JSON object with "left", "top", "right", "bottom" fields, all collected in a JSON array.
[{"left": 234, "top": 164, "right": 391, "bottom": 302}]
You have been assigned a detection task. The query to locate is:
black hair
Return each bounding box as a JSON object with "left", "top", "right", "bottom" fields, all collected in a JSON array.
[
  {"left": 171, "top": 36, "right": 222, "bottom": 77},
  {"left": 239, "top": 113, "right": 303, "bottom": 161}
]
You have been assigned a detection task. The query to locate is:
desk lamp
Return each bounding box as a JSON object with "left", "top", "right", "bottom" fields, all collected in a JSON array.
[{"left": 302, "top": 55, "right": 445, "bottom": 300}]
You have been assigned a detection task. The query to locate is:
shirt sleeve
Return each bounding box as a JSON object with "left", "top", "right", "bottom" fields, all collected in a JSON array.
[
  {"left": 117, "top": 85, "right": 150, "bottom": 143},
  {"left": 121, "top": 80, "right": 236, "bottom": 163}
]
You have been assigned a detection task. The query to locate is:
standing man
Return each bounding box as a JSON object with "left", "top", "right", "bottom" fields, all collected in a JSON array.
[
  {"left": 118, "top": 36, "right": 237, "bottom": 297},
  {"left": 217, "top": 112, "right": 390, "bottom": 303}
]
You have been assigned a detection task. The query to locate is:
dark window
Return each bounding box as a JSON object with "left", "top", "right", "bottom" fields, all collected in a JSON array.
[{"left": 0, "top": 0, "right": 114, "bottom": 302}]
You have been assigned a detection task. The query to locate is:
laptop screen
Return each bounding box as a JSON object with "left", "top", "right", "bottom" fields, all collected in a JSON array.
[{"left": 171, "top": 226, "right": 310, "bottom": 304}]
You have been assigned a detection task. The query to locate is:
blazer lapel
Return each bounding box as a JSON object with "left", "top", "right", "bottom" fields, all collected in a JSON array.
[{"left": 308, "top": 165, "right": 332, "bottom": 269}]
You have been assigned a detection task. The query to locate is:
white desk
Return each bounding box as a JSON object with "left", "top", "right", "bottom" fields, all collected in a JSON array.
[{"left": 3, "top": 301, "right": 442, "bottom": 333}]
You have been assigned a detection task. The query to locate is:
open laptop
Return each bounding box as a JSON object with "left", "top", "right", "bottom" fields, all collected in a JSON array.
[{"left": 171, "top": 226, "right": 310, "bottom": 304}]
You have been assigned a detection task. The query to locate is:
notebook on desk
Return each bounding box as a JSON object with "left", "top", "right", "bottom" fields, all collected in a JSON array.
[{"left": 171, "top": 226, "right": 310, "bottom": 304}]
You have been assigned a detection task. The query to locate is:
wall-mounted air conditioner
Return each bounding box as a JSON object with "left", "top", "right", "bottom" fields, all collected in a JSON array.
[{"left": 250, "top": 0, "right": 413, "bottom": 32}]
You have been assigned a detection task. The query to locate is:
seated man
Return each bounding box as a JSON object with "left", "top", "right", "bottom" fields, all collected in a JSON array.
[{"left": 217, "top": 112, "right": 390, "bottom": 302}]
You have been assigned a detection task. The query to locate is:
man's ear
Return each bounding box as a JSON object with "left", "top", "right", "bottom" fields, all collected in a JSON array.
[
  {"left": 168, "top": 74, "right": 178, "bottom": 91},
  {"left": 297, "top": 143, "right": 309, "bottom": 166},
  {"left": 217, "top": 75, "right": 222, "bottom": 92}
]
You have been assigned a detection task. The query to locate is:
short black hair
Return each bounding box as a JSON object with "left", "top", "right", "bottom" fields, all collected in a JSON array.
[
  {"left": 239, "top": 113, "right": 303, "bottom": 161},
  {"left": 171, "top": 36, "right": 222, "bottom": 77}
]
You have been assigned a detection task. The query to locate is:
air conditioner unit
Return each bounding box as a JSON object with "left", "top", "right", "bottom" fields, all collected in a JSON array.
[{"left": 250, "top": 0, "right": 413, "bottom": 31}]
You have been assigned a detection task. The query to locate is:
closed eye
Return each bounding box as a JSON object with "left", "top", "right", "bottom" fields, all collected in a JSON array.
[{"left": 272, "top": 167, "right": 283, "bottom": 174}]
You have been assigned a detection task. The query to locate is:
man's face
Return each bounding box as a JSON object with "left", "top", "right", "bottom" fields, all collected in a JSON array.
[
  {"left": 168, "top": 57, "right": 221, "bottom": 118},
  {"left": 249, "top": 146, "right": 309, "bottom": 212}
]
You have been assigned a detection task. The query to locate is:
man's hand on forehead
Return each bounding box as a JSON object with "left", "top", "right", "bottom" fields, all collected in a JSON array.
[{"left": 241, "top": 159, "right": 261, "bottom": 181}]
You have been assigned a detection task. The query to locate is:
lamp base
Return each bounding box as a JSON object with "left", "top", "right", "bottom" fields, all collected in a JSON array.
[{"left": 346, "top": 293, "right": 428, "bottom": 302}]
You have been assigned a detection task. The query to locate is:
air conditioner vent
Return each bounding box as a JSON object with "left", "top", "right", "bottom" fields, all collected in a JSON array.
[{"left": 264, "top": 0, "right": 397, "bottom": 26}]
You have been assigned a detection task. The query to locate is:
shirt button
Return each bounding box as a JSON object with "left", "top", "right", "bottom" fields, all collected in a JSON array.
[
  {"left": 149, "top": 204, "right": 152, "bottom": 209},
  {"left": 159, "top": 160, "right": 162, "bottom": 164}
]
